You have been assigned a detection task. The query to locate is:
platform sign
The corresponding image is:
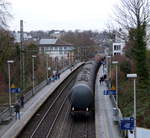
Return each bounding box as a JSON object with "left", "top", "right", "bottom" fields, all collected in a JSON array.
[
  {"left": 120, "top": 117, "right": 134, "bottom": 130},
  {"left": 11, "top": 84, "right": 16, "bottom": 88},
  {"left": 111, "top": 85, "right": 116, "bottom": 90},
  {"left": 103, "top": 90, "right": 116, "bottom": 95},
  {"left": 11, "top": 88, "right": 21, "bottom": 93}
]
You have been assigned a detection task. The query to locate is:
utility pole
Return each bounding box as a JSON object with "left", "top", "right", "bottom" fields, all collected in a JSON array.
[{"left": 20, "top": 20, "right": 25, "bottom": 90}]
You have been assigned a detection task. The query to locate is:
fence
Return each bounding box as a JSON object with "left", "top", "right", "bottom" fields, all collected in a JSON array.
[{"left": 0, "top": 64, "right": 73, "bottom": 124}]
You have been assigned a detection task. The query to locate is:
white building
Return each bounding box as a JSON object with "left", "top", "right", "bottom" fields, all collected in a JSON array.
[
  {"left": 112, "top": 42, "right": 125, "bottom": 55},
  {"left": 38, "top": 38, "right": 75, "bottom": 60},
  {"left": 112, "top": 31, "right": 125, "bottom": 56},
  {"left": 49, "top": 31, "right": 64, "bottom": 39},
  {"left": 12, "top": 31, "right": 32, "bottom": 43}
]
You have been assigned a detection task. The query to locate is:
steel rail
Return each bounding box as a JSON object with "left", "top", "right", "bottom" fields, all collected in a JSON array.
[
  {"left": 30, "top": 77, "right": 73, "bottom": 138},
  {"left": 55, "top": 104, "right": 71, "bottom": 138},
  {"left": 46, "top": 94, "right": 70, "bottom": 138}
]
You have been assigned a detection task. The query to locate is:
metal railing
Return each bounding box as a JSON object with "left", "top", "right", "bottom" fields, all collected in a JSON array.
[
  {"left": 0, "top": 63, "right": 80, "bottom": 124},
  {"left": 0, "top": 79, "right": 47, "bottom": 124}
]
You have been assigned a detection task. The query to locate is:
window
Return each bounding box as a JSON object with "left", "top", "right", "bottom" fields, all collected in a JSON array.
[
  {"left": 117, "top": 45, "right": 121, "bottom": 50},
  {"left": 59, "top": 47, "right": 62, "bottom": 51},
  {"left": 114, "top": 45, "right": 121, "bottom": 50},
  {"left": 114, "top": 52, "right": 120, "bottom": 55}
]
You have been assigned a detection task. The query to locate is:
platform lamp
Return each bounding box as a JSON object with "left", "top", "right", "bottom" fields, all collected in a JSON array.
[
  {"left": 127, "top": 74, "right": 137, "bottom": 138},
  {"left": 112, "top": 61, "right": 118, "bottom": 107},
  {"left": 32, "top": 55, "right": 36, "bottom": 96},
  {"left": 7, "top": 60, "right": 14, "bottom": 116},
  {"left": 46, "top": 54, "right": 49, "bottom": 82},
  {"left": 107, "top": 56, "right": 111, "bottom": 88}
]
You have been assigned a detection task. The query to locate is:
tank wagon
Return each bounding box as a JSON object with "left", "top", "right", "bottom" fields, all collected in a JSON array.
[{"left": 69, "top": 60, "right": 100, "bottom": 116}]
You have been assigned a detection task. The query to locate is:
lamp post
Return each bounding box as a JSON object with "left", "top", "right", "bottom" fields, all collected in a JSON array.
[
  {"left": 46, "top": 54, "right": 49, "bottom": 82},
  {"left": 107, "top": 56, "right": 111, "bottom": 89},
  {"left": 112, "top": 61, "right": 118, "bottom": 107},
  {"left": 127, "top": 74, "right": 137, "bottom": 138},
  {"left": 32, "top": 55, "right": 36, "bottom": 96},
  {"left": 7, "top": 60, "right": 14, "bottom": 116},
  {"left": 107, "top": 56, "right": 111, "bottom": 77}
]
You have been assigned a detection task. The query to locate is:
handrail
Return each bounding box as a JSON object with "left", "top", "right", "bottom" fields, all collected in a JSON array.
[{"left": 0, "top": 64, "right": 76, "bottom": 124}]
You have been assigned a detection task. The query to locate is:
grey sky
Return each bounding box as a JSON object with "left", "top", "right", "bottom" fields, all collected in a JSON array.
[{"left": 8, "top": 0, "right": 119, "bottom": 31}]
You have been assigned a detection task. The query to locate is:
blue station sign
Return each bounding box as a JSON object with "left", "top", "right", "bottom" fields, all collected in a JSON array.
[
  {"left": 120, "top": 117, "right": 134, "bottom": 130},
  {"left": 103, "top": 90, "right": 116, "bottom": 95},
  {"left": 10, "top": 88, "right": 21, "bottom": 93}
]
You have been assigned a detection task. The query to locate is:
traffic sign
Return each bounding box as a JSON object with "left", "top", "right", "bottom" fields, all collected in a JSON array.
[
  {"left": 103, "top": 90, "right": 116, "bottom": 95},
  {"left": 120, "top": 117, "right": 134, "bottom": 130},
  {"left": 11, "top": 84, "right": 16, "bottom": 88},
  {"left": 11, "top": 88, "right": 21, "bottom": 93},
  {"left": 111, "top": 85, "right": 116, "bottom": 90}
]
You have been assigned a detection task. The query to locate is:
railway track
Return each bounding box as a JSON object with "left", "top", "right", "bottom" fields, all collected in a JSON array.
[
  {"left": 18, "top": 67, "right": 95, "bottom": 138},
  {"left": 17, "top": 68, "right": 80, "bottom": 138}
]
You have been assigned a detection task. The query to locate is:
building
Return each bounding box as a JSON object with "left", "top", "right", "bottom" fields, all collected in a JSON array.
[
  {"left": 38, "top": 38, "right": 75, "bottom": 60},
  {"left": 112, "top": 42, "right": 125, "bottom": 55},
  {"left": 49, "top": 30, "right": 65, "bottom": 39},
  {"left": 12, "top": 31, "right": 33, "bottom": 43},
  {"left": 112, "top": 31, "right": 125, "bottom": 56}
]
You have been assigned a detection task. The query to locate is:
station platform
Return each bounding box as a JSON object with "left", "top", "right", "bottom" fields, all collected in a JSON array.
[
  {"left": 95, "top": 66, "right": 122, "bottom": 138},
  {"left": 0, "top": 63, "right": 83, "bottom": 138}
]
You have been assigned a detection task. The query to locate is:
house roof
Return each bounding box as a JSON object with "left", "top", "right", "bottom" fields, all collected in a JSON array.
[{"left": 39, "top": 38, "right": 73, "bottom": 46}]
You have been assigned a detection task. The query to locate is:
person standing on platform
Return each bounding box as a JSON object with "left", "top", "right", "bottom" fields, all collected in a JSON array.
[
  {"left": 20, "top": 95, "right": 24, "bottom": 108},
  {"left": 14, "top": 101, "right": 21, "bottom": 120}
]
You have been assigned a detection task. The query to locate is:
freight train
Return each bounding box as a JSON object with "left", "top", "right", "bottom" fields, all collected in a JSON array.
[{"left": 69, "top": 60, "right": 101, "bottom": 116}]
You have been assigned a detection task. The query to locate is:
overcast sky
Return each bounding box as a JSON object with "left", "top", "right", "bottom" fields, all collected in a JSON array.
[{"left": 8, "top": 0, "right": 119, "bottom": 31}]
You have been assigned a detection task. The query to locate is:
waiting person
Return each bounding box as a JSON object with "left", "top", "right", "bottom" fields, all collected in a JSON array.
[
  {"left": 99, "top": 76, "right": 104, "bottom": 84},
  {"left": 58, "top": 72, "right": 60, "bottom": 79},
  {"left": 103, "top": 74, "right": 107, "bottom": 80},
  {"left": 14, "top": 101, "right": 21, "bottom": 120},
  {"left": 20, "top": 95, "right": 24, "bottom": 108}
]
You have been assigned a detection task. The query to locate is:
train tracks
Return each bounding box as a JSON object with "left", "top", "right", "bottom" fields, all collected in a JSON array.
[{"left": 17, "top": 68, "right": 95, "bottom": 138}]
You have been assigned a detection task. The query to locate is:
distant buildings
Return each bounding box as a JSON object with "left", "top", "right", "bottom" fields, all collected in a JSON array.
[
  {"left": 12, "top": 30, "right": 65, "bottom": 43},
  {"left": 12, "top": 31, "right": 33, "bottom": 43}
]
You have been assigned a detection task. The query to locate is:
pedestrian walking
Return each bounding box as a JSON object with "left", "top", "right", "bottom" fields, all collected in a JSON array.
[
  {"left": 20, "top": 95, "right": 24, "bottom": 108},
  {"left": 14, "top": 101, "right": 21, "bottom": 120}
]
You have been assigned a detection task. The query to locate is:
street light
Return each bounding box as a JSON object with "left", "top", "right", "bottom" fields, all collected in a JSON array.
[
  {"left": 107, "top": 56, "right": 111, "bottom": 77},
  {"left": 32, "top": 55, "right": 36, "bottom": 96},
  {"left": 112, "top": 61, "right": 119, "bottom": 107},
  {"left": 127, "top": 73, "right": 137, "bottom": 138},
  {"left": 107, "top": 56, "right": 111, "bottom": 89},
  {"left": 107, "top": 56, "right": 111, "bottom": 75},
  {"left": 7, "top": 60, "right": 14, "bottom": 116},
  {"left": 46, "top": 54, "right": 49, "bottom": 82}
]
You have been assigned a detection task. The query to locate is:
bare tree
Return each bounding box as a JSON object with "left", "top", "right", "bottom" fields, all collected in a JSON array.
[
  {"left": 114, "top": 0, "right": 150, "bottom": 87},
  {"left": 0, "top": 0, "right": 11, "bottom": 28},
  {"left": 115, "top": 0, "right": 150, "bottom": 29}
]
